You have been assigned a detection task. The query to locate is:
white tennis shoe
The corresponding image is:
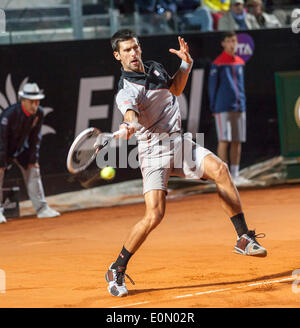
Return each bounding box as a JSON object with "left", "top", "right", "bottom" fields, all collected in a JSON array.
[
  {"left": 234, "top": 230, "right": 267, "bottom": 257},
  {"left": 105, "top": 263, "right": 134, "bottom": 297},
  {"left": 37, "top": 206, "right": 60, "bottom": 219}
]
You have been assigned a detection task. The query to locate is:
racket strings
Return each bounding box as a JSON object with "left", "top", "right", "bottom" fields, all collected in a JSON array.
[
  {"left": 71, "top": 131, "right": 104, "bottom": 170},
  {"left": 67, "top": 127, "right": 113, "bottom": 174}
]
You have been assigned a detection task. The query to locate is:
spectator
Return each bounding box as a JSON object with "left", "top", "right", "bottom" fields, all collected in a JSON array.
[
  {"left": 218, "top": 0, "right": 259, "bottom": 30},
  {"left": 246, "top": 0, "right": 282, "bottom": 28},
  {"left": 208, "top": 31, "right": 247, "bottom": 183},
  {"left": 0, "top": 83, "right": 60, "bottom": 223},
  {"left": 135, "top": 0, "right": 178, "bottom": 34},
  {"left": 135, "top": 0, "right": 178, "bottom": 14},
  {"left": 177, "top": 0, "right": 199, "bottom": 12},
  {"left": 202, "top": 0, "right": 230, "bottom": 12},
  {"left": 211, "top": 11, "right": 225, "bottom": 30},
  {"left": 179, "top": 5, "right": 214, "bottom": 32},
  {"left": 201, "top": 0, "right": 231, "bottom": 30}
]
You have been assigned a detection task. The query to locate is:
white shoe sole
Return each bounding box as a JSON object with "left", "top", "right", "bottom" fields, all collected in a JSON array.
[
  {"left": 107, "top": 286, "right": 128, "bottom": 297},
  {"left": 233, "top": 248, "right": 267, "bottom": 257}
]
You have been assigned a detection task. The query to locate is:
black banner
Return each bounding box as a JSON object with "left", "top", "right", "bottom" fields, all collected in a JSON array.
[{"left": 0, "top": 28, "right": 299, "bottom": 199}]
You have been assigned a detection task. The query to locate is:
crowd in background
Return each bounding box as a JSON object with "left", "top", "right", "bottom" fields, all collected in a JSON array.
[
  {"left": 1, "top": 0, "right": 298, "bottom": 43},
  {"left": 114, "top": 0, "right": 299, "bottom": 33}
]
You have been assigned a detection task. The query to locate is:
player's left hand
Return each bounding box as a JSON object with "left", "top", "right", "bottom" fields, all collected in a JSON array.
[{"left": 169, "top": 36, "right": 193, "bottom": 64}]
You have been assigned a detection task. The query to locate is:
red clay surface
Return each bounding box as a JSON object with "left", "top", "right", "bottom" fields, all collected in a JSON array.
[{"left": 0, "top": 184, "right": 300, "bottom": 308}]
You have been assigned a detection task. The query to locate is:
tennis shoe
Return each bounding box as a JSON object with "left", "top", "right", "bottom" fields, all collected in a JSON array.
[
  {"left": 105, "top": 263, "right": 134, "bottom": 297},
  {"left": 234, "top": 230, "right": 267, "bottom": 257},
  {"left": 37, "top": 206, "right": 60, "bottom": 219}
]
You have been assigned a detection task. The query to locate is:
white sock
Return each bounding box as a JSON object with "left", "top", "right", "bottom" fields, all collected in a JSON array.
[{"left": 230, "top": 165, "right": 239, "bottom": 178}]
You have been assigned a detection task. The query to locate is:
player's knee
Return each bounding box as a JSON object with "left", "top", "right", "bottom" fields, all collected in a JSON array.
[
  {"left": 214, "top": 161, "right": 230, "bottom": 183},
  {"left": 146, "top": 209, "right": 164, "bottom": 232}
]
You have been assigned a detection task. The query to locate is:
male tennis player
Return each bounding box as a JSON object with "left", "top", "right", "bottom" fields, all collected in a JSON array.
[{"left": 105, "top": 29, "right": 266, "bottom": 297}]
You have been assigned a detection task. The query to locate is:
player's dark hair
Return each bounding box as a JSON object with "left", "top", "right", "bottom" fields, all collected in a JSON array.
[
  {"left": 221, "top": 31, "right": 237, "bottom": 41},
  {"left": 111, "top": 29, "right": 139, "bottom": 52}
]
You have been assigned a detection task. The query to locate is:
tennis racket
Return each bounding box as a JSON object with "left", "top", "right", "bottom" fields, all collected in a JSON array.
[{"left": 66, "top": 127, "right": 127, "bottom": 174}]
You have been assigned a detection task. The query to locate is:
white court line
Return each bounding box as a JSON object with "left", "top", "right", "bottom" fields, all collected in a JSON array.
[
  {"left": 237, "top": 277, "right": 295, "bottom": 288},
  {"left": 173, "top": 277, "right": 296, "bottom": 300},
  {"left": 175, "top": 294, "right": 194, "bottom": 299},
  {"left": 194, "top": 288, "right": 232, "bottom": 295},
  {"left": 111, "top": 301, "right": 150, "bottom": 308},
  {"left": 175, "top": 288, "right": 232, "bottom": 299},
  {"left": 113, "top": 276, "right": 296, "bottom": 308}
]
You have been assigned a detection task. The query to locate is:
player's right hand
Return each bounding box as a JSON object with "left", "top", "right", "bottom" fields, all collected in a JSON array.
[{"left": 118, "top": 122, "right": 137, "bottom": 140}]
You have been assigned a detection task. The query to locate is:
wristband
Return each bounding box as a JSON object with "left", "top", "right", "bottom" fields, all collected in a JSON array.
[
  {"left": 180, "top": 59, "right": 193, "bottom": 73},
  {"left": 122, "top": 122, "right": 142, "bottom": 131}
]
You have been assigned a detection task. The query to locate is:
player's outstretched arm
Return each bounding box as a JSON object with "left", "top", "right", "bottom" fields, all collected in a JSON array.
[
  {"left": 169, "top": 36, "right": 193, "bottom": 96},
  {"left": 118, "top": 109, "right": 140, "bottom": 140}
]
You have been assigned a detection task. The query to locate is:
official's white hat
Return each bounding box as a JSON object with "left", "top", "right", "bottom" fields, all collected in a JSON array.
[{"left": 18, "top": 83, "right": 45, "bottom": 100}]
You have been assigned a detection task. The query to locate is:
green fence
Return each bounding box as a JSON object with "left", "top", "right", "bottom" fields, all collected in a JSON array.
[{"left": 275, "top": 71, "right": 300, "bottom": 179}]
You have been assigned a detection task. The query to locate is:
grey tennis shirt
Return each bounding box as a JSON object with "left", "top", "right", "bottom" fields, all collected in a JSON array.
[
  {"left": 115, "top": 61, "right": 211, "bottom": 194},
  {"left": 115, "top": 61, "right": 182, "bottom": 141}
]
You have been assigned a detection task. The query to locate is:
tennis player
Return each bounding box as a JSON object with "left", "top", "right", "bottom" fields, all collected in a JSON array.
[{"left": 105, "top": 29, "right": 267, "bottom": 297}]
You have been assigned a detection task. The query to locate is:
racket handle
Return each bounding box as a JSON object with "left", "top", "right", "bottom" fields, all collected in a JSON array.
[
  {"left": 112, "top": 128, "right": 127, "bottom": 138},
  {"left": 93, "top": 134, "right": 103, "bottom": 149}
]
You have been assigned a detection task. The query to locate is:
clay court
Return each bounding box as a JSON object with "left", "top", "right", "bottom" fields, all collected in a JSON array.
[{"left": 0, "top": 184, "right": 300, "bottom": 308}]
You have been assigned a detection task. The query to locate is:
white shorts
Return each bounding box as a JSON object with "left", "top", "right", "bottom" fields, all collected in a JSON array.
[
  {"left": 215, "top": 111, "right": 246, "bottom": 142},
  {"left": 138, "top": 132, "right": 212, "bottom": 194}
]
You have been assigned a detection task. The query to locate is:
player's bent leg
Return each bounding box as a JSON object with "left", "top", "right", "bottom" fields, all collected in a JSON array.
[
  {"left": 201, "top": 154, "right": 267, "bottom": 257},
  {"left": 106, "top": 189, "right": 166, "bottom": 297},
  {"left": 124, "top": 189, "right": 166, "bottom": 253},
  {"left": 202, "top": 154, "right": 241, "bottom": 217}
]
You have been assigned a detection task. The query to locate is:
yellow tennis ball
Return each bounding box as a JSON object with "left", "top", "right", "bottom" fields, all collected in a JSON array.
[{"left": 100, "top": 166, "right": 115, "bottom": 180}]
